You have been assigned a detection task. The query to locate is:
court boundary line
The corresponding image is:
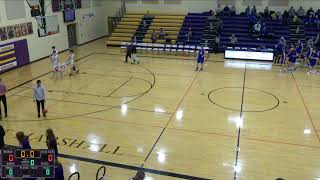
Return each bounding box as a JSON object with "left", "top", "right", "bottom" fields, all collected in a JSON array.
[
  {"left": 291, "top": 72, "right": 320, "bottom": 144},
  {"left": 233, "top": 65, "right": 246, "bottom": 180}
]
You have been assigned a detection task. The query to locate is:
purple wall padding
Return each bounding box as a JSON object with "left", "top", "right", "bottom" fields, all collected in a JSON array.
[{"left": 0, "top": 39, "right": 30, "bottom": 74}]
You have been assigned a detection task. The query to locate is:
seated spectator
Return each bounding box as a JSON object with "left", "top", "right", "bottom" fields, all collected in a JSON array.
[
  {"left": 261, "top": 23, "right": 268, "bottom": 38},
  {"left": 248, "top": 14, "right": 256, "bottom": 28},
  {"left": 314, "top": 14, "right": 320, "bottom": 28},
  {"left": 292, "top": 15, "right": 299, "bottom": 23},
  {"left": 217, "top": 18, "right": 223, "bottom": 33},
  {"left": 229, "top": 34, "right": 237, "bottom": 48},
  {"left": 16, "top": 131, "right": 31, "bottom": 149},
  {"left": 288, "top": 6, "right": 296, "bottom": 18},
  {"left": 253, "top": 22, "right": 262, "bottom": 34},
  {"left": 143, "top": 20, "right": 147, "bottom": 28},
  {"left": 307, "top": 7, "right": 315, "bottom": 17},
  {"left": 305, "top": 15, "right": 314, "bottom": 27},
  {"left": 151, "top": 29, "right": 157, "bottom": 43},
  {"left": 158, "top": 28, "right": 166, "bottom": 39},
  {"left": 230, "top": 5, "right": 236, "bottom": 16},
  {"left": 297, "top": 6, "right": 305, "bottom": 17},
  {"left": 187, "top": 28, "right": 192, "bottom": 42},
  {"left": 223, "top": 5, "right": 230, "bottom": 16},
  {"left": 251, "top": 6, "right": 257, "bottom": 16},
  {"left": 130, "top": 171, "right": 145, "bottom": 180},
  {"left": 46, "top": 158, "right": 64, "bottom": 180},
  {"left": 315, "top": 34, "right": 320, "bottom": 48},
  {"left": 214, "top": 35, "right": 220, "bottom": 53},
  {"left": 245, "top": 6, "right": 251, "bottom": 16},
  {"left": 282, "top": 10, "right": 289, "bottom": 24},
  {"left": 317, "top": 9, "right": 320, "bottom": 16},
  {"left": 271, "top": 12, "right": 277, "bottom": 20},
  {"left": 216, "top": 4, "right": 222, "bottom": 16},
  {"left": 307, "top": 37, "right": 315, "bottom": 49},
  {"left": 264, "top": 7, "right": 270, "bottom": 18}
]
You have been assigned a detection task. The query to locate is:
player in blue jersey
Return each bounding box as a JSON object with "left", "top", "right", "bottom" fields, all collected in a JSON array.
[
  {"left": 284, "top": 45, "right": 298, "bottom": 71},
  {"left": 195, "top": 46, "right": 205, "bottom": 71},
  {"left": 307, "top": 48, "right": 319, "bottom": 74}
]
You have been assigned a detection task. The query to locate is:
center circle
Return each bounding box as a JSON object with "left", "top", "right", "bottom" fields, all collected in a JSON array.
[{"left": 208, "top": 87, "right": 279, "bottom": 112}]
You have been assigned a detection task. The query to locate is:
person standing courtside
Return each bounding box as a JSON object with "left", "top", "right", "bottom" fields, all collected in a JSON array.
[
  {"left": 33, "top": 80, "right": 46, "bottom": 118},
  {"left": 125, "top": 43, "right": 132, "bottom": 63},
  {"left": 0, "top": 79, "right": 8, "bottom": 118}
]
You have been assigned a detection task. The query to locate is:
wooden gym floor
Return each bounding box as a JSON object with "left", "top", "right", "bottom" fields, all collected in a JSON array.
[{"left": 2, "top": 38, "right": 320, "bottom": 180}]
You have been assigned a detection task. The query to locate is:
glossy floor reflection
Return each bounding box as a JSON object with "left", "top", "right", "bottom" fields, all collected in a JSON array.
[{"left": 2, "top": 38, "right": 320, "bottom": 179}]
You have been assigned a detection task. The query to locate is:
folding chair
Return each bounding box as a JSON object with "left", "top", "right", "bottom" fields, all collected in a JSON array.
[
  {"left": 164, "top": 44, "right": 172, "bottom": 55},
  {"left": 177, "top": 45, "right": 184, "bottom": 56}
]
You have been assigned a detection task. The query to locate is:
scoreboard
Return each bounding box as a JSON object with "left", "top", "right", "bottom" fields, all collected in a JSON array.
[{"left": 0, "top": 149, "right": 55, "bottom": 178}]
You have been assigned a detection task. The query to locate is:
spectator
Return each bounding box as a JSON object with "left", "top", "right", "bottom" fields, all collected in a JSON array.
[
  {"left": 261, "top": 23, "right": 268, "bottom": 38},
  {"left": 187, "top": 28, "right": 192, "bottom": 42},
  {"left": 314, "top": 15, "right": 320, "bottom": 28},
  {"left": 130, "top": 171, "right": 145, "bottom": 180},
  {"left": 0, "top": 125, "right": 5, "bottom": 149},
  {"left": 0, "top": 78, "right": 8, "bottom": 118},
  {"left": 132, "top": 36, "right": 137, "bottom": 44},
  {"left": 125, "top": 43, "right": 132, "bottom": 63},
  {"left": 214, "top": 35, "right": 220, "bottom": 53},
  {"left": 296, "top": 39, "right": 304, "bottom": 57},
  {"left": 131, "top": 43, "right": 138, "bottom": 64},
  {"left": 230, "top": 5, "right": 236, "bottom": 16},
  {"left": 305, "top": 15, "right": 314, "bottom": 27},
  {"left": 223, "top": 5, "right": 230, "bottom": 16},
  {"left": 307, "top": 7, "right": 314, "bottom": 17},
  {"left": 46, "top": 128, "right": 58, "bottom": 157},
  {"left": 33, "top": 80, "right": 46, "bottom": 118},
  {"left": 315, "top": 34, "right": 320, "bottom": 48},
  {"left": 280, "top": 37, "right": 287, "bottom": 50},
  {"left": 282, "top": 10, "right": 289, "bottom": 24},
  {"left": 245, "top": 6, "right": 251, "bottom": 16},
  {"left": 151, "top": 30, "right": 157, "bottom": 43},
  {"left": 216, "top": 4, "right": 222, "bottom": 16},
  {"left": 253, "top": 21, "right": 262, "bottom": 34},
  {"left": 264, "top": 7, "right": 270, "bottom": 18},
  {"left": 16, "top": 131, "right": 31, "bottom": 149},
  {"left": 271, "top": 12, "right": 277, "bottom": 20},
  {"left": 143, "top": 19, "right": 147, "bottom": 28},
  {"left": 307, "top": 37, "right": 315, "bottom": 49},
  {"left": 217, "top": 18, "right": 223, "bottom": 33},
  {"left": 288, "top": 6, "right": 296, "bottom": 18},
  {"left": 317, "top": 9, "right": 320, "bottom": 16},
  {"left": 297, "top": 6, "right": 305, "bottom": 17},
  {"left": 159, "top": 28, "right": 166, "bottom": 39},
  {"left": 229, "top": 34, "right": 237, "bottom": 48},
  {"left": 251, "top": 6, "right": 257, "bottom": 16}
]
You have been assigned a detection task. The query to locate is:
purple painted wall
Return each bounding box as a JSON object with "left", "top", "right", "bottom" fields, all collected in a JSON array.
[{"left": 0, "top": 39, "right": 30, "bottom": 74}]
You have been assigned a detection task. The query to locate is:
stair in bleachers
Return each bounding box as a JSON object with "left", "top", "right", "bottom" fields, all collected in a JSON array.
[
  {"left": 200, "top": 17, "right": 218, "bottom": 52},
  {"left": 135, "top": 15, "right": 154, "bottom": 43},
  {"left": 178, "top": 13, "right": 210, "bottom": 45},
  {"left": 106, "top": 14, "right": 143, "bottom": 46},
  {"left": 289, "top": 21, "right": 306, "bottom": 49},
  {"left": 219, "top": 15, "right": 290, "bottom": 49}
]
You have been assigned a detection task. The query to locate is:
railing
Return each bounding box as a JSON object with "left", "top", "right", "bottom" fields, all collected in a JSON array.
[
  {"left": 107, "top": 0, "right": 127, "bottom": 36},
  {"left": 68, "top": 172, "right": 80, "bottom": 180}
]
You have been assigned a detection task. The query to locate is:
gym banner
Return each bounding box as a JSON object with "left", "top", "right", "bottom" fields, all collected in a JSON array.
[{"left": 0, "top": 39, "right": 30, "bottom": 73}]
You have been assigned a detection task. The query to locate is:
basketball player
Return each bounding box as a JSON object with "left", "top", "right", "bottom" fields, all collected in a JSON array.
[
  {"left": 51, "top": 51, "right": 61, "bottom": 78},
  {"left": 285, "top": 45, "right": 298, "bottom": 71},
  {"left": 33, "top": 80, "right": 46, "bottom": 118},
  {"left": 307, "top": 48, "right": 319, "bottom": 74},
  {"left": 195, "top": 46, "right": 205, "bottom": 71},
  {"left": 68, "top": 50, "right": 79, "bottom": 75}
]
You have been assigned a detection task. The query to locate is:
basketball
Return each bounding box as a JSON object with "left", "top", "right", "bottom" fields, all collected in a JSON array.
[{"left": 43, "top": 108, "right": 48, "bottom": 114}]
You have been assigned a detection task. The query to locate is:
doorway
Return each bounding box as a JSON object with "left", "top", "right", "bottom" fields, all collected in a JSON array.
[{"left": 67, "top": 24, "right": 77, "bottom": 48}]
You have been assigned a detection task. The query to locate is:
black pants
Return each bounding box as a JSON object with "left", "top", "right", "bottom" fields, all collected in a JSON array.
[
  {"left": 36, "top": 100, "right": 45, "bottom": 115},
  {"left": 0, "top": 95, "right": 7, "bottom": 116},
  {"left": 125, "top": 53, "right": 131, "bottom": 62}
]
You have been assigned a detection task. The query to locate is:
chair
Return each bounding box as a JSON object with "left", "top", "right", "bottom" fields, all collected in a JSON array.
[
  {"left": 152, "top": 44, "right": 160, "bottom": 55},
  {"left": 158, "top": 44, "right": 165, "bottom": 54},
  {"left": 147, "top": 43, "right": 153, "bottom": 54},
  {"left": 184, "top": 45, "right": 190, "bottom": 56},
  {"left": 177, "top": 45, "right": 184, "bottom": 56},
  {"left": 165, "top": 44, "right": 172, "bottom": 55},
  {"left": 171, "top": 44, "right": 178, "bottom": 55},
  {"left": 189, "top": 45, "right": 196, "bottom": 56},
  {"left": 120, "top": 42, "right": 127, "bottom": 53}
]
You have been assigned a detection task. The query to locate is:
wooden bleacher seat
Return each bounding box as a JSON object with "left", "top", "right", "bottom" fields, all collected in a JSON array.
[
  {"left": 142, "top": 39, "right": 176, "bottom": 44},
  {"left": 122, "top": 17, "right": 141, "bottom": 22},
  {"left": 144, "top": 34, "right": 177, "bottom": 40},
  {"left": 114, "top": 29, "right": 136, "bottom": 33},
  {"left": 112, "top": 33, "right": 134, "bottom": 38},
  {"left": 109, "top": 37, "right": 131, "bottom": 41},
  {"left": 117, "top": 25, "right": 138, "bottom": 29},
  {"left": 124, "top": 15, "right": 144, "bottom": 18},
  {"left": 119, "top": 21, "right": 140, "bottom": 25},
  {"left": 152, "top": 23, "right": 182, "bottom": 27},
  {"left": 153, "top": 19, "right": 184, "bottom": 23},
  {"left": 154, "top": 15, "right": 185, "bottom": 20},
  {"left": 149, "top": 26, "right": 180, "bottom": 31},
  {"left": 147, "top": 30, "right": 179, "bottom": 36},
  {"left": 106, "top": 41, "right": 128, "bottom": 46},
  {"left": 127, "top": 12, "right": 186, "bottom": 16}
]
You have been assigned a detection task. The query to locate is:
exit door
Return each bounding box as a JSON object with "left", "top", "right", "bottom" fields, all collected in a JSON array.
[{"left": 67, "top": 24, "right": 77, "bottom": 48}]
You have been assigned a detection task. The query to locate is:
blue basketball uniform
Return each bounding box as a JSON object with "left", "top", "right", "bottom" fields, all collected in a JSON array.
[
  {"left": 296, "top": 43, "right": 303, "bottom": 54},
  {"left": 197, "top": 49, "right": 205, "bottom": 63},
  {"left": 287, "top": 49, "right": 297, "bottom": 63},
  {"left": 309, "top": 52, "right": 318, "bottom": 67}
]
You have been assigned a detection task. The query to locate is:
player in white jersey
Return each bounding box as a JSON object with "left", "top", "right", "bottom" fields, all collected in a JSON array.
[
  {"left": 68, "top": 50, "right": 79, "bottom": 76},
  {"left": 50, "top": 51, "right": 61, "bottom": 78}
]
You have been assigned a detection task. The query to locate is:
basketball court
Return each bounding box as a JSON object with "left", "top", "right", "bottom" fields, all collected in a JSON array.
[{"left": 1, "top": 38, "right": 320, "bottom": 179}]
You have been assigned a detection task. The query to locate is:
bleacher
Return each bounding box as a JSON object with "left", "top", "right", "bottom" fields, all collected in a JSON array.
[
  {"left": 305, "top": 26, "right": 319, "bottom": 40},
  {"left": 106, "top": 14, "right": 143, "bottom": 46},
  {"left": 178, "top": 13, "right": 210, "bottom": 45},
  {"left": 219, "top": 15, "right": 290, "bottom": 49}
]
